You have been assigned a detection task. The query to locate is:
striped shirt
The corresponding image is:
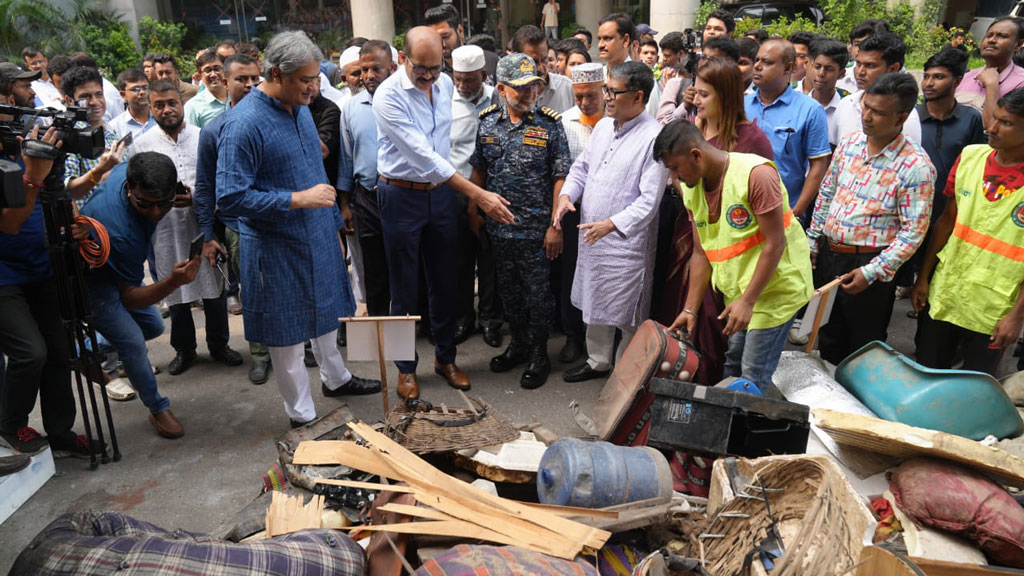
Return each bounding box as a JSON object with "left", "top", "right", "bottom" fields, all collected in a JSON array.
[
  {"left": 807, "top": 130, "right": 936, "bottom": 284},
  {"left": 65, "top": 122, "right": 123, "bottom": 209}
]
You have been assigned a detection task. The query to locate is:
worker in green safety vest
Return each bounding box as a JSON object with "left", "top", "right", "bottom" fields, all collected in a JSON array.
[
  {"left": 912, "top": 86, "right": 1024, "bottom": 375},
  {"left": 654, "top": 119, "right": 813, "bottom": 391}
]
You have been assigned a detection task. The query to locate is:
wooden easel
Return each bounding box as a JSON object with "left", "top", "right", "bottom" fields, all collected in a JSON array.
[
  {"left": 340, "top": 315, "right": 420, "bottom": 414},
  {"left": 804, "top": 277, "right": 843, "bottom": 353}
]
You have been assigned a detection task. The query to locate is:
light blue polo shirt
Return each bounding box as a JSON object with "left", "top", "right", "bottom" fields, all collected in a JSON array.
[{"left": 745, "top": 86, "right": 831, "bottom": 207}]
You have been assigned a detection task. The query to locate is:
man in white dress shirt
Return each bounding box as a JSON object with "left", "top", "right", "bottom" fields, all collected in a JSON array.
[{"left": 129, "top": 79, "right": 242, "bottom": 376}]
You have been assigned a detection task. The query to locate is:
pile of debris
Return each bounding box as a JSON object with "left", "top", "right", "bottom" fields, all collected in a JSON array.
[{"left": 13, "top": 320, "right": 1024, "bottom": 575}]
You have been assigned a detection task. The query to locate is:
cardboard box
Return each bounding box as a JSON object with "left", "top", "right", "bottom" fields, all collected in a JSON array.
[{"left": 0, "top": 446, "right": 55, "bottom": 525}]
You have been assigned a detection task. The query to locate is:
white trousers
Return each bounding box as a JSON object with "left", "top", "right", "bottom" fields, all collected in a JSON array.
[
  {"left": 268, "top": 329, "right": 352, "bottom": 422},
  {"left": 586, "top": 324, "right": 638, "bottom": 371}
]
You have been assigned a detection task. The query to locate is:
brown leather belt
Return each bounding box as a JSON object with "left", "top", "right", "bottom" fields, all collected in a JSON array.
[
  {"left": 827, "top": 241, "right": 886, "bottom": 255},
  {"left": 379, "top": 175, "right": 438, "bottom": 190}
]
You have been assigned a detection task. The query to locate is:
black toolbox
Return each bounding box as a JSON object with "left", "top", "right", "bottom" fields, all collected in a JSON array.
[{"left": 647, "top": 378, "right": 810, "bottom": 457}]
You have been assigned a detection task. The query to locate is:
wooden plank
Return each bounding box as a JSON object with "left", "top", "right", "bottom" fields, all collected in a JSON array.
[
  {"left": 909, "top": 556, "right": 1024, "bottom": 575},
  {"left": 265, "top": 492, "right": 323, "bottom": 537},
  {"left": 805, "top": 277, "right": 842, "bottom": 353},
  {"left": 520, "top": 502, "right": 620, "bottom": 519},
  {"left": 292, "top": 440, "right": 400, "bottom": 479},
  {"left": 813, "top": 409, "right": 1024, "bottom": 487},
  {"left": 348, "top": 422, "right": 610, "bottom": 558},
  {"left": 377, "top": 503, "right": 456, "bottom": 522},
  {"left": 314, "top": 479, "right": 414, "bottom": 493},
  {"left": 353, "top": 422, "right": 611, "bottom": 550},
  {"left": 345, "top": 521, "right": 523, "bottom": 547}
]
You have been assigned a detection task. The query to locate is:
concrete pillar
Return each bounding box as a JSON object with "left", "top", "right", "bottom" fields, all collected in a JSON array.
[
  {"left": 351, "top": 0, "right": 395, "bottom": 42},
  {"left": 575, "top": 0, "right": 612, "bottom": 58},
  {"left": 649, "top": 0, "right": 700, "bottom": 40}
]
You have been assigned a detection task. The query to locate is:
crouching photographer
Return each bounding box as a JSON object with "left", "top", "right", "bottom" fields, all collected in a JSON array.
[{"left": 0, "top": 72, "right": 96, "bottom": 458}]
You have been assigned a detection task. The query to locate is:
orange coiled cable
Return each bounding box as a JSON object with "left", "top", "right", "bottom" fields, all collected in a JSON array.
[{"left": 75, "top": 215, "right": 110, "bottom": 267}]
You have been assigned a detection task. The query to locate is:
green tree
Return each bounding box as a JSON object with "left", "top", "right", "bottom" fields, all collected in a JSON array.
[
  {"left": 81, "top": 20, "right": 140, "bottom": 78},
  {"left": 0, "top": 0, "right": 68, "bottom": 58}
]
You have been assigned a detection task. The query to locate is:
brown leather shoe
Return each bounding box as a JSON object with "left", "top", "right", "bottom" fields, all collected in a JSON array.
[
  {"left": 149, "top": 409, "right": 184, "bottom": 439},
  {"left": 434, "top": 361, "right": 470, "bottom": 391},
  {"left": 397, "top": 373, "right": 419, "bottom": 400}
]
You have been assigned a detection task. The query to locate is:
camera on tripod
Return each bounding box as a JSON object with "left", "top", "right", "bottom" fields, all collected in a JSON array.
[{"left": 0, "top": 103, "right": 105, "bottom": 209}]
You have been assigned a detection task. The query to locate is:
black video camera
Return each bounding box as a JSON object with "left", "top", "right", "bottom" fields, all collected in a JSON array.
[
  {"left": 0, "top": 104, "right": 104, "bottom": 209},
  {"left": 0, "top": 103, "right": 105, "bottom": 160}
]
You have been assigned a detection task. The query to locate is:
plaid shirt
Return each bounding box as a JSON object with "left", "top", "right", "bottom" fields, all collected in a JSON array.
[
  {"left": 807, "top": 130, "right": 935, "bottom": 284},
  {"left": 11, "top": 511, "right": 366, "bottom": 576},
  {"left": 66, "top": 122, "right": 124, "bottom": 209}
]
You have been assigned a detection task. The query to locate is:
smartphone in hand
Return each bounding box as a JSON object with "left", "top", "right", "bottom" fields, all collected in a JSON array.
[{"left": 189, "top": 233, "right": 204, "bottom": 260}]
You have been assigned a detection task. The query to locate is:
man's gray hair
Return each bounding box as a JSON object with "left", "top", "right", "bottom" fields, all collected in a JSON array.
[{"left": 263, "top": 30, "right": 324, "bottom": 78}]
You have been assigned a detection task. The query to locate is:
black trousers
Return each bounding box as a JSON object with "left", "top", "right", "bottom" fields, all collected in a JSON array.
[
  {"left": 454, "top": 194, "right": 502, "bottom": 330},
  {"left": 0, "top": 277, "right": 75, "bottom": 437},
  {"left": 353, "top": 183, "right": 391, "bottom": 317},
  {"left": 169, "top": 294, "right": 230, "bottom": 353},
  {"left": 916, "top": 307, "right": 1004, "bottom": 375},
  {"left": 557, "top": 204, "right": 585, "bottom": 341},
  {"left": 650, "top": 187, "right": 682, "bottom": 324},
  {"left": 814, "top": 245, "right": 897, "bottom": 365}
]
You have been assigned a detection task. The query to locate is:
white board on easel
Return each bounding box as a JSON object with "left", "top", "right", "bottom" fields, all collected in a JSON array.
[
  {"left": 346, "top": 320, "right": 416, "bottom": 362},
  {"left": 340, "top": 315, "right": 420, "bottom": 415}
]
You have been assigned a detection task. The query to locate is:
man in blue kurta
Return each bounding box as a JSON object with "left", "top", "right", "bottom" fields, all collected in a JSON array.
[{"left": 215, "top": 31, "right": 381, "bottom": 428}]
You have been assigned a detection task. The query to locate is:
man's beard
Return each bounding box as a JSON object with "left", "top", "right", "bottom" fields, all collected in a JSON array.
[{"left": 158, "top": 116, "right": 184, "bottom": 132}]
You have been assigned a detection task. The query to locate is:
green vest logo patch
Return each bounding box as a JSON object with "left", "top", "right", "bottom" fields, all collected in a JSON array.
[
  {"left": 726, "top": 204, "right": 753, "bottom": 229},
  {"left": 1012, "top": 202, "right": 1024, "bottom": 228}
]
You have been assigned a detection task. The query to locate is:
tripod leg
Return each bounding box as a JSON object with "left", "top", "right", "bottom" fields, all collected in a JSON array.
[
  {"left": 76, "top": 328, "right": 109, "bottom": 464},
  {"left": 70, "top": 365, "right": 98, "bottom": 470},
  {"left": 87, "top": 329, "right": 120, "bottom": 461}
]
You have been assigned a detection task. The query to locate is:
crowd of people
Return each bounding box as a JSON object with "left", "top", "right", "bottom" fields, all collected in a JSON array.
[{"left": 2, "top": 5, "right": 1024, "bottom": 458}]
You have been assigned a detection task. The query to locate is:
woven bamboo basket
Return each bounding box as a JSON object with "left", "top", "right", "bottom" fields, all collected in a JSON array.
[
  {"left": 702, "top": 454, "right": 876, "bottom": 576},
  {"left": 386, "top": 396, "right": 519, "bottom": 454}
]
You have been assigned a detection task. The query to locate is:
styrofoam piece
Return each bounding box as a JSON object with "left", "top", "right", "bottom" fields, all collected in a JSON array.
[
  {"left": 470, "top": 478, "right": 499, "bottom": 496},
  {"left": 457, "top": 432, "right": 547, "bottom": 472},
  {"left": 0, "top": 446, "right": 55, "bottom": 525},
  {"left": 774, "top": 351, "right": 898, "bottom": 478}
]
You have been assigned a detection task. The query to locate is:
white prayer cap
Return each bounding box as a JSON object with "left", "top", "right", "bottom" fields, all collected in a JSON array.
[
  {"left": 571, "top": 63, "right": 605, "bottom": 85},
  {"left": 339, "top": 46, "right": 361, "bottom": 68},
  {"left": 452, "top": 45, "right": 485, "bottom": 73}
]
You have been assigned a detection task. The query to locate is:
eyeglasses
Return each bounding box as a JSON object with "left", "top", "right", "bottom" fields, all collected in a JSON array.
[
  {"left": 127, "top": 86, "right": 149, "bottom": 94},
  {"left": 26, "top": 59, "right": 46, "bottom": 67},
  {"left": 410, "top": 62, "right": 442, "bottom": 77},
  {"left": 201, "top": 65, "right": 224, "bottom": 74},
  {"left": 128, "top": 187, "right": 174, "bottom": 209},
  {"left": 602, "top": 86, "right": 636, "bottom": 98}
]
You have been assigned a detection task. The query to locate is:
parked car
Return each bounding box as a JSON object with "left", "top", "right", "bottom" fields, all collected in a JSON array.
[
  {"left": 969, "top": 0, "right": 1024, "bottom": 45},
  {"left": 726, "top": 1, "right": 826, "bottom": 27}
]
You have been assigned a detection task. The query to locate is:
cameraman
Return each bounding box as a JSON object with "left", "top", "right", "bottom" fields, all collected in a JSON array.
[
  {"left": 59, "top": 66, "right": 127, "bottom": 209},
  {"left": 80, "top": 151, "right": 199, "bottom": 439},
  {"left": 0, "top": 72, "right": 97, "bottom": 457}
]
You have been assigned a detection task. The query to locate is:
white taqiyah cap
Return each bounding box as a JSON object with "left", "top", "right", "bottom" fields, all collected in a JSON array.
[
  {"left": 339, "top": 46, "right": 361, "bottom": 68},
  {"left": 452, "top": 45, "right": 485, "bottom": 72}
]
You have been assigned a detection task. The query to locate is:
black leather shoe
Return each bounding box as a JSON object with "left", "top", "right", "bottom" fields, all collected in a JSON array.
[
  {"left": 168, "top": 350, "right": 197, "bottom": 376},
  {"left": 322, "top": 375, "right": 382, "bottom": 397},
  {"left": 520, "top": 347, "right": 551, "bottom": 389},
  {"left": 490, "top": 339, "right": 529, "bottom": 373},
  {"left": 303, "top": 342, "right": 317, "bottom": 367},
  {"left": 453, "top": 322, "right": 473, "bottom": 345},
  {"left": 290, "top": 418, "right": 313, "bottom": 429},
  {"left": 559, "top": 337, "right": 585, "bottom": 364},
  {"left": 249, "top": 359, "right": 271, "bottom": 385},
  {"left": 210, "top": 345, "right": 244, "bottom": 366},
  {"left": 482, "top": 325, "right": 503, "bottom": 348},
  {"left": 562, "top": 362, "right": 610, "bottom": 383}
]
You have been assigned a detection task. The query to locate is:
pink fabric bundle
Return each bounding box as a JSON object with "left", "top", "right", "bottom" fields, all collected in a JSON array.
[{"left": 889, "top": 458, "right": 1024, "bottom": 568}]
